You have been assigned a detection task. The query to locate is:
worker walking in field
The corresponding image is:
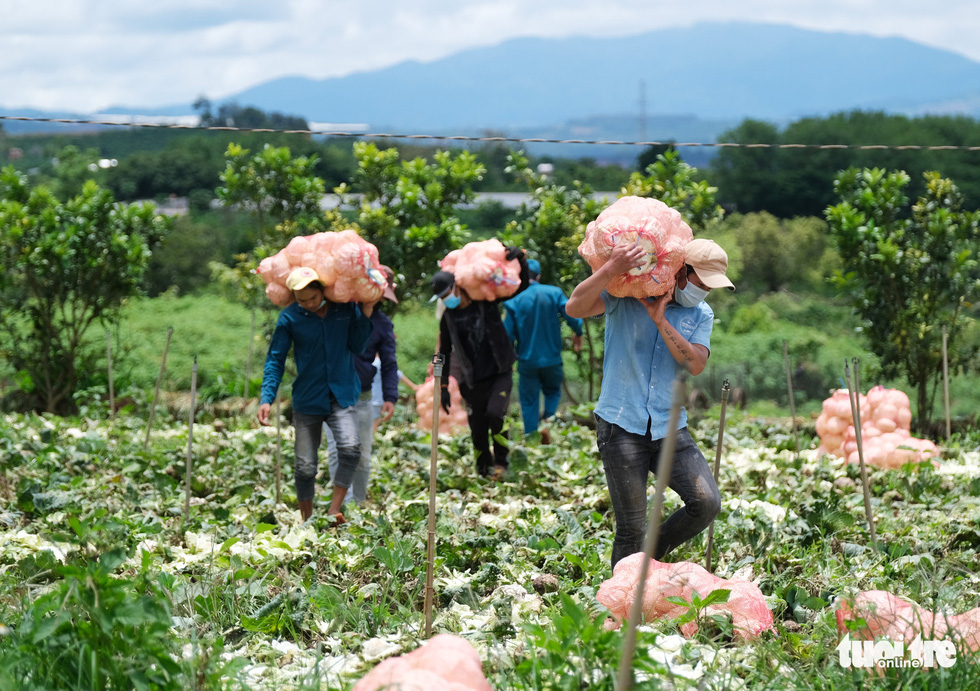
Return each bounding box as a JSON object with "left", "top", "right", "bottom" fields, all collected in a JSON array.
[
  {"left": 430, "top": 245, "right": 529, "bottom": 480},
  {"left": 502, "top": 258, "right": 583, "bottom": 443},
  {"left": 257, "top": 267, "right": 374, "bottom": 524},
  {"left": 566, "top": 239, "right": 734, "bottom": 567}
]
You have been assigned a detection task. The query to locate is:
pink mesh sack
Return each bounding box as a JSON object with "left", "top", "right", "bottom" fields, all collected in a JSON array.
[
  {"left": 256, "top": 230, "right": 388, "bottom": 306},
  {"left": 440, "top": 239, "right": 521, "bottom": 301},
  {"left": 579, "top": 196, "right": 694, "bottom": 298}
]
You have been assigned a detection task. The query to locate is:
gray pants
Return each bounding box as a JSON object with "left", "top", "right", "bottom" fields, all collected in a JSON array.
[
  {"left": 293, "top": 406, "right": 359, "bottom": 502},
  {"left": 325, "top": 395, "right": 374, "bottom": 504}
]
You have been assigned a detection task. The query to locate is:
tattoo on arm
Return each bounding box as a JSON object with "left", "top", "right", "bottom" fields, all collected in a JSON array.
[{"left": 664, "top": 324, "right": 693, "bottom": 364}]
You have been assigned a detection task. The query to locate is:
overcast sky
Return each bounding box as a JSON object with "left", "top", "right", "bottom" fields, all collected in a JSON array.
[{"left": 4, "top": 0, "right": 979, "bottom": 113}]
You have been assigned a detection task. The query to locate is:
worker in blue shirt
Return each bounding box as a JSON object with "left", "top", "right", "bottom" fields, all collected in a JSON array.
[
  {"left": 258, "top": 266, "right": 374, "bottom": 524},
  {"left": 502, "top": 259, "right": 583, "bottom": 443},
  {"left": 566, "top": 238, "right": 734, "bottom": 568}
]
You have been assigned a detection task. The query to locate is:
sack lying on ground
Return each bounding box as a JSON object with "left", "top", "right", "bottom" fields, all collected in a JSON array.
[
  {"left": 815, "top": 386, "right": 939, "bottom": 469},
  {"left": 352, "top": 633, "right": 492, "bottom": 691},
  {"left": 597, "top": 552, "right": 774, "bottom": 640}
]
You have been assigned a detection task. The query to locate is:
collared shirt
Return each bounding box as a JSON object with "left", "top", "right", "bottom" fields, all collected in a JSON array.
[
  {"left": 260, "top": 301, "right": 373, "bottom": 415},
  {"left": 594, "top": 292, "right": 713, "bottom": 439},
  {"left": 502, "top": 281, "right": 584, "bottom": 368}
]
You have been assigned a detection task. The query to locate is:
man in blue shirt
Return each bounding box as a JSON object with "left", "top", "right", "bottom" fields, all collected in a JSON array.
[
  {"left": 258, "top": 266, "right": 374, "bottom": 524},
  {"left": 566, "top": 238, "right": 734, "bottom": 568},
  {"left": 502, "top": 259, "right": 583, "bottom": 442}
]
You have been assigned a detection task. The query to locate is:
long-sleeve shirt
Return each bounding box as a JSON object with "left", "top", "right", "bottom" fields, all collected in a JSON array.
[
  {"left": 354, "top": 310, "right": 399, "bottom": 403},
  {"left": 502, "top": 281, "right": 584, "bottom": 368},
  {"left": 260, "top": 301, "right": 373, "bottom": 415}
]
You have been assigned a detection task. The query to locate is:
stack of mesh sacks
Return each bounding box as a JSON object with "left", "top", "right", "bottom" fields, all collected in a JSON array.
[
  {"left": 578, "top": 196, "right": 694, "bottom": 298},
  {"left": 815, "top": 386, "right": 939, "bottom": 469},
  {"left": 255, "top": 230, "right": 388, "bottom": 306},
  {"left": 597, "top": 553, "right": 774, "bottom": 640},
  {"left": 439, "top": 238, "right": 521, "bottom": 301},
  {"left": 415, "top": 374, "right": 469, "bottom": 435}
]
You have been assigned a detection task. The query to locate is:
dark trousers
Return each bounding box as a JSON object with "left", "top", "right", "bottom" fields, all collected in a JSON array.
[
  {"left": 459, "top": 370, "right": 513, "bottom": 476},
  {"left": 595, "top": 417, "right": 721, "bottom": 569}
]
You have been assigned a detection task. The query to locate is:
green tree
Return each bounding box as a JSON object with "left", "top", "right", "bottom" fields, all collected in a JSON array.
[
  {"left": 622, "top": 149, "right": 724, "bottom": 232},
  {"left": 825, "top": 168, "right": 980, "bottom": 427},
  {"left": 726, "top": 212, "right": 837, "bottom": 294},
  {"left": 0, "top": 168, "right": 172, "bottom": 414},
  {"left": 217, "top": 143, "right": 326, "bottom": 246},
  {"left": 346, "top": 142, "right": 484, "bottom": 294}
]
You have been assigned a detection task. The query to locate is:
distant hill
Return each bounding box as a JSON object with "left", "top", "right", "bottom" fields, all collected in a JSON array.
[
  {"left": 4, "top": 21, "right": 980, "bottom": 164},
  {"left": 215, "top": 21, "right": 980, "bottom": 129}
]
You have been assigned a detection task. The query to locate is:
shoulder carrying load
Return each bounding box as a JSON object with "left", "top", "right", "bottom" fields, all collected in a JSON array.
[
  {"left": 440, "top": 238, "right": 521, "bottom": 301},
  {"left": 814, "top": 386, "right": 939, "bottom": 469},
  {"left": 578, "top": 195, "right": 694, "bottom": 298},
  {"left": 255, "top": 230, "right": 388, "bottom": 306}
]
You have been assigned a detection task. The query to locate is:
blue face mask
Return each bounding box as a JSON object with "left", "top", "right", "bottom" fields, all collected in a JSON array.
[
  {"left": 675, "top": 282, "right": 709, "bottom": 308},
  {"left": 443, "top": 294, "right": 461, "bottom": 309}
]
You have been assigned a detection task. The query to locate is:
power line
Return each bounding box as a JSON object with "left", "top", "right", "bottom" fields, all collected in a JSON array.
[{"left": 2, "top": 114, "right": 980, "bottom": 151}]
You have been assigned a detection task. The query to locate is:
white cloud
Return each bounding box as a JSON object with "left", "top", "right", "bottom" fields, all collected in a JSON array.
[{"left": 1, "top": 0, "right": 979, "bottom": 112}]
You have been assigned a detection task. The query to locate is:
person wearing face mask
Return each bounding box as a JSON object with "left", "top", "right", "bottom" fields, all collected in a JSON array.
[
  {"left": 566, "top": 238, "right": 735, "bottom": 568},
  {"left": 257, "top": 266, "right": 374, "bottom": 524},
  {"left": 429, "top": 246, "right": 530, "bottom": 480}
]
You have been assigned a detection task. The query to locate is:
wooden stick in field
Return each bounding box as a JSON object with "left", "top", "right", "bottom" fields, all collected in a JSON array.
[
  {"left": 942, "top": 325, "right": 951, "bottom": 439},
  {"left": 244, "top": 309, "right": 256, "bottom": 399},
  {"left": 144, "top": 326, "right": 173, "bottom": 451},
  {"left": 615, "top": 375, "right": 686, "bottom": 691},
  {"left": 783, "top": 340, "right": 799, "bottom": 458},
  {"left": 424, "top": 353, "right": 445, "bottom": 638},
  {"left": 844, "top": 360, "right": 877, "bottom": 546},
  {"left": 181, "top": 356, "right": 198, "bottom": 533},
  {"left": 106, "top": 331, "right": 116, "bottom": 421},
  {"left": 705, "top": 378, "right": 730, "bottom": 572},
  {"left": 275, "top": 392, "right": 283, "bottom": 505}
]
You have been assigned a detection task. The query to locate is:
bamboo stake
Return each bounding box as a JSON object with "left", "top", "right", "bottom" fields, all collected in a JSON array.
[
  {"left": 615, "top": 375, "right": 686, "bottom": 691},
  {"left": 144, "top": 326, "right": 174, "bottom": 450},
  {"left": 844, "top": 360, "right": 877, "bottom": 546},
  {"left": 424, "top": 353, "right": 445, "bottom": 638},
  {"left": 274, "top": 392, "right": 283, "bottom": 505},
  {"left": 106, "top": 331, "right": 116, "bottom": 421},
  {"left": 244, "top": 309, "right": 256, "bottom": 399},
  {"left": 705, "top": 379, "right": 730, "bottom": 572},
  {"left": 181, "top": 356, "right": 198, "bottom": 533},
  {"left": 783, "top": 340, "right": 799, "bottom": 458},
  {"left": 942, "top": 325, "right": 951, "bottom": 439}
]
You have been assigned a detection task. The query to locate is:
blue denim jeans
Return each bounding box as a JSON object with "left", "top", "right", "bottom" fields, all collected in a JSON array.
[
  {"left": 293, "top": 405, "right": 360, "bottom": 502},
  {"left": 517, "top": 362, "right": 564, "bottom": 433},
  {"left": 325, "top": 395, "right": 374, "bottom": 504},
  {"left": 595, "top": 417, "right": 721, "bottom": 568}
]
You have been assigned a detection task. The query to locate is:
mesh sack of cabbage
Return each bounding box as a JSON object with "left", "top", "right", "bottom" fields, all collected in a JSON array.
[
  {"left": 815, "top": 386, "right": 940, "bottom": 469},
  {"left": 439, "top": 238, "right": 521, "bottom": 301},
  {"left": 352, "top": 633, "right": 492, "bottom": 691},
  {"left": 597, "top": 552, "right": 774, "bottom": 640},
  {"left": 415, "top": 375, "right": 469, "bottom": 435},
  {"left": 255, "top": 230, "right": 388, "bottom": 306},
  {"left": 578, "top": 196, "right": 694, "bottom": 298}
]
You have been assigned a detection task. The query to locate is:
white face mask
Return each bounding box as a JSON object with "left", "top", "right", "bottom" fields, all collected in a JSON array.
[{"left": 675, "top": 282, "right": 709, "bottom": 308}]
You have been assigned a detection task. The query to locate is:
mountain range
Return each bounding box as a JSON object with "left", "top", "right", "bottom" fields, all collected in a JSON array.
[{"left": 4, "top": 22, "right": 980, "bottom": 164}]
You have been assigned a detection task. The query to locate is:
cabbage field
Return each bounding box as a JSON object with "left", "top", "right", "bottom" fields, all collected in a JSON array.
[{"left": 1, "top": 400, "right": 979, "bottom": 689}]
